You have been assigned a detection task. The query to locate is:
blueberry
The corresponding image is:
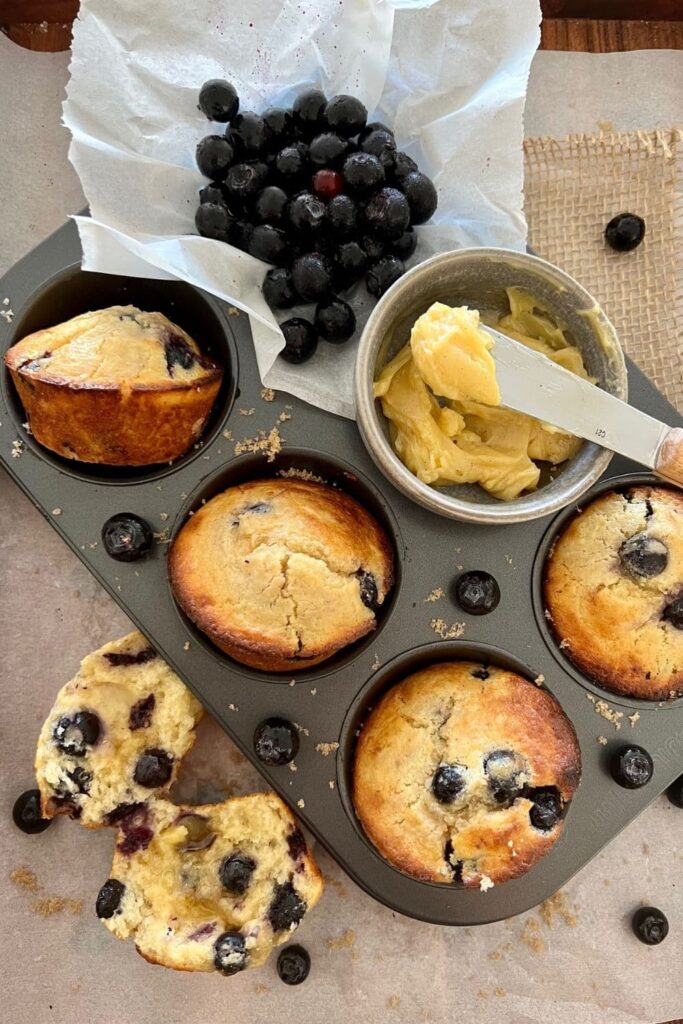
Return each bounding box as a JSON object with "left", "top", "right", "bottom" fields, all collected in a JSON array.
[
  {"left": 366, "top": 255, "right": 405, "bottom": 297},
  {"left": 333, "top": 241, "right": 368, "bottom": 289},
  {"left": 343, "top": 152, "right": 384, "bottom": 195},
  {"left": 528, "top": 787, "right": 563, "bottom": 831},
  {"left": 254, "top": 718, "right": 299, "bottom": 766},
  {"left": 12, "top": 789, "right": 51, "bottom": 834},
  {"left": 228, "top": 219, "right": 254, "bottom": 253},
  {"left": 293, "top": 89, "right": 327, "bottom": 135},
  {"left": 666, "top": 774, "right": 683, "bottom": 808},
  {"left": 287, "top": 827, "right": 308, "bottom": 861},
  {"left": 198, "top": 182, "right": 227, "bottom": 205},
  {"left": 324, "top": 95, "right": 367, "bottom": 137},
  {"left": 53, "top": 711, "right": 101, "bottom": 757},
  {"left": 605, "top": 213, "right": 645, "bottom": 252},
  {"left": 213, "top": 931, "right": 248, "bottom": 975},
  {"left": 360, "top": 234, "right": 386, "bottom": 262},
  {"left": 67, "top": 767, "right": 92, "bottom": 794},
  {"left": 291, "top": 252, "right": 333, "bottom": 302},
  {"left": 224, "top": 161, "right": 268, "bottom": 204},
  {"left": 611, "top": 745, "right": 653, "bottom": 789},
  {"left": 453, "top": 571, "right": 500, "bottom": 615},
  {"left": 248, "top": 224, "right": 291, "bottom": 265},
  {"left": 309, "top": 132, "right": 350, "bottom": 167},
  {"left": 356, "top": 570, "right": 379, "bottom": 612},
  {"left": 133, "top": 748, "right": 173, "bottom": 788},
  {"left": 96, "top": 878, "right": 125, "bottom": 919},
  {"left": 364, "top": 187, "right": 410, "bottom": 240},
  {"left": 279, "top": 318, "right": 318, "bottom": 365},
  {"left": 390, "top": 228, "right": 417, "bottom": 260},
  {"left": 263, "top": 267, "right": 297, "bottom": 310},
  {"left": 471, "top": 666, "right": 490, "bottom": 680},
  {"left": 164, "top": 332, "right": 196, "bottom": 375},
  {"left": 128, "top": 694, "right": 155, "bottom": 731},
  {"left": 274, "top": 143, "right": 309, "bottom": 185},
  {"left": 198, "top": 79, "right": 239, "bottom": 123},
  {"left": 116, "top": 804, "right": 154, "bottom": 855},
  {"left": 263, "top": 107, "right": 295, "bottom": 147},
  {"left": 230, "top": 111, "right": 269, "bottom": 156},
  {"left": 287, "top": 192, "right": 327, "bottom": 235},
  {"left": 102, "top": 513, "right": 153, "bottom": 562},
  {"left": 484, "top": 749, "right": 528, "bottom": 804},
  {"left": 195, "top": 196, "right": 232, "bottom": 241},
  {"left": 431, "top": 764, "right": 467, "bottom": 804},
  {"left": 277, "top": 944, "right": 311, "bottom": 985},
  {"left": 400, "top": 170, "right": 438, "bottom": 224},
  {"left": 632, "top": 906, "right": 668, "bottom": 945},
  {"left": 219, "top": 852, "right": 256, "bottom": 895},
  {"left": 359, "top": 122, "right": 394, "bottom": 144},
  {"left": 268, "top": 881, "right": 307, "bottom": 932},
  {"left": 392, "top": 151, "right": 418, "bottom": 181},
  {"left": 662, "top": 594, "right": 683, "bottom": 629},
  {"left": 314, "top": 297, "right": 356, "bottom": 343},
  {"left": 360, "top": 129, "right": 396, "bottom": 169},
  {"left": 327, "top": 194, "right": 358, "bottom": 238},
  {"left": 104, "top": 647, "right": 157, "bottom": 667},
  {"left": 619, "top": 534, "right": 668, "bottom": 579},
  {"left": 196, "top": 134, "right": 235, "bottom": 181},
  {"left": 105, "top": 802, "right": 145, "bottom": 826},
  {"left": 254, "top": 186, "right": 289, "bottom": 225},
  {"left": 311, "top": 169, "right": 344, "bottom": 201}
]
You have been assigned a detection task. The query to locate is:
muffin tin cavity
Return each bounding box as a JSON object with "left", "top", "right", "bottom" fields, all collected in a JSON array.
[
  {"left": 533, "top": 473, "right": 683, "bottom": 708},
  {"left": 167, "top": 448, "right": 402, "bottom": 679},
  {"left": 1, "top": 264, "right": 238, "bottom": 483}
]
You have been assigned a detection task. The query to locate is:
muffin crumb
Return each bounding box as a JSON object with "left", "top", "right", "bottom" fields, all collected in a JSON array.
[
  {"left": 479, "top": 875, "right": 494, "bottom": 892},
  {"left": 51, "top": 508, "right": 62, "bottom": 516},
  {"left": 287, "top": 762, "right": 298, "bottom": 772},
  {"left": 0, "top": 305, "right": 14, "bottom": 323},
  {"left": 239, "top": 407, "right": 255, "bottom": 416},
  {"left": 430, "top": 618, "right": 465, "bottom": 640},
  {"left": 260, "top": 388, "right": 276, "bottom": 402},
  {"left": 540, "top": 891, "right": 578, "bottom": 928},
  {"left": 10, "top": 866, "right": 40, "bottom": 894},
  {"left": 592, "top": 699, "right": 623, "bottom": 729},
  {"left": 293, "top": 722, "right": 309, "bottom": 736},
  {"left": 234, "top": 426, "right": 282, "bottom": 462},
  {"left": 227, "top": 703, "right": 239, "bottom": 712},
  {"left": 326, "top": 929, "right": 355, "bottom": 951},
  {"left": 11, "top": 439, "right": 24, "bottom": 458},
  {"left": 424, "top": 587, "right": 445, "bottom": 603},
  {"left": 183, "top": 641, "right": 190, "bottom": 651},
  {"left": 328, "top": 780, "right": 335, "bottom": 789},
  {"left": 277, "top": 467, "right": 324, "bottom": 483},
  {"left": 228, "top": 306, "right": 240, "bottom": 316},
  {"left": 371, "top": 654, "right": 381, "bottom": 672},
  {"left": 222, "top": 429, "right": 233, "bottom": 440},
  {"left": 315, "top": 742, "right": 339, "bottom": 757},
  {"left": 310, "top": 688, "right": 317, "bottom": 696},
  {"left": 534, "top": 674, "right": 545, "bottom": 687},
  {"left": 296, "top": 798, "right": 305, "bottom": 809},
  {"left": 32, "top": 896, "right": 83, "bottom": 918},
  {"left": 597, "top": 735, "right": 608, "bottom": 745},
  {"left": 388, "top": 996, "right": 400, "bottom": 1009},
  {"left": 628, "top": 711, "right": 641, "bottom": 727}
]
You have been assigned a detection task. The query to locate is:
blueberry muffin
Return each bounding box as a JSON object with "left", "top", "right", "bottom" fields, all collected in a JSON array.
[
  {"left": 96, "top": 794, "right": 323, "bottom": 973},
  {"left": 169, "top": 479, "right": 394, "bottom": 671},
  {"left": 544, "top": 485, "right": 683, "bottom": 701},
  {"left": 35, "top": 632, "right": 203, "bottom": 826},
  {"left": 4, "top": 305, "right": 222, "bottom": 465},
  {"left": 353, "top": 662, "right": 580, "bottom": 886}
]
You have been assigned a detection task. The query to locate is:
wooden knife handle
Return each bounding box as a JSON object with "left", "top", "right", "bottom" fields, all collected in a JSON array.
[{"left": 655, "top": 427, "right": 683, "bottom": 488}]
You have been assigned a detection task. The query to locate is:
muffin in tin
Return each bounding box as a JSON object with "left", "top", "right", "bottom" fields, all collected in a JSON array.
[
  {"left": 96, "top": 794, "right": 323, "bottom": 974},
  {"left": 544, "top": 484, "right": 683, "bottom": 701},
  {"left": 169, "top": 478, "right": 394, "bottom": 671},
  {"left": 353, "top": 662, "right": 581, "bottom": 887},
  {"left": 4, "top": 305, "right": 223, "bottom": 465},
  {"left": 35, "top": 631, "right": 203, "bottom": 826}
]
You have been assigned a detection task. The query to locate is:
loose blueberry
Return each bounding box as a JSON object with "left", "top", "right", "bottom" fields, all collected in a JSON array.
[
  {"left": 662, "top": 594, "right": 683, "bottom": 629},
  {"left": 198, "top": 182, "right": 227, "bottom": 206},
  {"left": 224, "top": 161, "right": 268, "bottom": 204},
  {"left": 309, "top": 132, "right": 349, "bottom": 167},
  {"left": 400, "top": 170, "right": 438, "bottom": 224},
  {"left": 364, "top": 187, "right": 411, "bottom": 240},
  {"left": 288, "top": 192, "right": 327, "bottom": 235},
  {"left": 484, "top": 749, "right": 528, "bottom": 804},
  {"left": 619, "top": 534, "right": 668, "bottom": 579},
  {"left": 129, "top": 694, "right": 155, "bottom": 731},
  {"left": 198, "top": 79, "right": 239, "bottom": 123},
  {"left": 453, "top": 571, "right": 500, "bottom": 615},
  {"left": 432, "top": 764, "right": 467, "bottom": 804},
  {"left": 133, "top": 748, "right": 173, "bottom": 788},
  {"left": 666, "top": 774, "right": 683, "bottom": 808},
  {"left": 366, "top": 255, "right": 405, "bottom": 297},
  {"left": 274, "top": 143, "right": 309, "bottom": 185},
  {"left": 359, "top": 122, "right": 394, "bottom": 144},
  {"left": 360, "top": 234, "right": 386, "bottom": 262},
  {"left": 279, "top": 318, "right": 318, "bottom": 365},
  {"left": 327, "top": 194, "right": 358, "bottom": 238},
  {"left": 392, "top": 151, "right": 418, "bottom": 181},
  {"left": 360, "top": 129, "right": 396, "bottom": 169},
  {"left": 268, "top": 881, "right": 307, "bottom": 932},
  {"left": 333, "top": 241, "right": 368, "bottom": 289},
  {"left": 311, "top": 168, "right": 344, "bottom": 201},
  {"left": 324, "top": 94, "right": 367, "bottom": 137},
  {"left": 219, "top": 852, "right": 257, "bottom": 895},
  {"left": 291, "top": 252, "right": 333, "bottom": 302},
  {"left": 314, "top": 297, "right": 356, "bottom": 343},
  {"left": 102, "top": 513, "right": 153, "bottom": 562},
  {"left": 248, "top": 224, "right": 291, "bottom": 265},
  {"left": 254, "top": 186, "right": 289, "bottom": 225},
  {"left": 96, "top": 878, "right": 125, "bottom": 919},
  {"left": 528, "top": 787, "right": 563, "bottom": 831},
  {"left": 196, "top": 134, "right": 235, "bottom": 181},
  {"left": 230, "top": 111, "right": 270, "bottom": 157},
  {"left": 356, "top": 570, "right": 380, "bottom": 612},
  {"left": 390, "top": 228, "right": 417, "bottom": 260},
  {"left": 53, "top": 711, "right": 101, "bottom": 757},
  {"left": 605, "top": 213, "right": 645, "bottom": 252},
  {"left": 343, "top": 152, "right": 384, "bottom": 195},
  {"left": 263, "top": 267, "right": 297, "bottom": 310},
  {"left": 263, "top": 107, "right": 295, "bottom": 147},
  {"left": 228, "top": 219, "right": 254, "bottom": 253},
  {"left": 214, "top": 931, "right": 248, "bottom": 975},
  {"left": 611, "top": 745, "right": 653, "bottom": 789},
  {"left": 632, "top": 906, "right": 669, "bottom": 945},
  {"left": 254, "top": 717, "right": 299, "bottom": 766},
  {"left": 277, "top": 944, "right": 311, "bottom": 985},
  {"left": 13, "top": 789, "right": 51, "bottom": 834},
  {"left": 293, "top": 89, "right": 327, "bottom": 135}
]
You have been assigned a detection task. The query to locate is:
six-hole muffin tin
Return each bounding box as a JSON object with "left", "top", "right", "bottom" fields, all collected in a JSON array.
[{"left": 2, "top": 218, "right": 682, "bottom": 926}]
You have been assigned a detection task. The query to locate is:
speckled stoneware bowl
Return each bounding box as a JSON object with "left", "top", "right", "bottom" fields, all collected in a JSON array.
[{"left": 355, "top": 247, "right": 627, "bottom": 524}]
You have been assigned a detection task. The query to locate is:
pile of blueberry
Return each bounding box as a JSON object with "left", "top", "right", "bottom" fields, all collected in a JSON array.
[{"left": 194, "top": 79, "right": 437, "bottom": 364}]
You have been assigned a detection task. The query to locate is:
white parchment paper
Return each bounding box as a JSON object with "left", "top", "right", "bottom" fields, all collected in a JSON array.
[{"left": 64, "top": 0, "right": 541, "bottom": 418}]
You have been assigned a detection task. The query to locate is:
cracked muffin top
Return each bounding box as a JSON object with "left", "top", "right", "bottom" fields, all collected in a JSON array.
[
  {"left": 544, "top": 485, "right": 683, "bottom": 701},
  {"left": 168, "top": 478, "right": 394, "bottom": 671},
  {"left": 35, "top": 631, "right": 203, "bottom": 827},
  {"left": 352, "top": 662, "right": 580, "bottom": 887},
  {"left": 97, "top": 794, "right": 323, "bottom": 974}
]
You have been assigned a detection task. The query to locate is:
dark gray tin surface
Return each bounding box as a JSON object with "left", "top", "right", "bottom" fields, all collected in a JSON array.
[{"left": 1, "top": 219, "right": 681, "bottom": 926}]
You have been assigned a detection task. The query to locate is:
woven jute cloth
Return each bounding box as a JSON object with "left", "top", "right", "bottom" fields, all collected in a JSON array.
[{"left": 523, "top": 127, "right": 682, "bottom": 413}]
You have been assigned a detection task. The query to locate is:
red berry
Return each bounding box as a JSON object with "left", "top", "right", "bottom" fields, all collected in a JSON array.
[{"left": 312, "top": 169, "right": 343, "bottom": 200}]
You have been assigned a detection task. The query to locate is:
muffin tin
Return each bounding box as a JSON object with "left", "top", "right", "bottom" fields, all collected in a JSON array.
[{"left": 2, "top": 219, "right": 682, "bottom": 926}]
